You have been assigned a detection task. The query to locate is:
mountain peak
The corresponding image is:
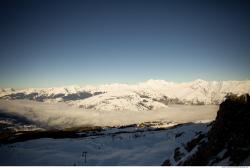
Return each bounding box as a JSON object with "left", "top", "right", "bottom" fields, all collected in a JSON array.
[{"left": 193, "top": 79, "right": 206, "bottom": 83}]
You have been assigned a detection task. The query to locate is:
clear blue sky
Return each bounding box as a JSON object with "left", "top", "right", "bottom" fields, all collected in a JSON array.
[{"left": 0, "top": 0, "right": 250, "bottom": 88}]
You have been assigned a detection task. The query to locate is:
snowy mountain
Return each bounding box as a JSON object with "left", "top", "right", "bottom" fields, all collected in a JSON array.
[{"left": 1, "top": 79, "right": 250, "bottom": 111}]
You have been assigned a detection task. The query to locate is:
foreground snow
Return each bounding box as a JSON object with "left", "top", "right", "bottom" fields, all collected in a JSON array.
[{"left": 0, "top": 122, "right": 210, "bottom": 166}]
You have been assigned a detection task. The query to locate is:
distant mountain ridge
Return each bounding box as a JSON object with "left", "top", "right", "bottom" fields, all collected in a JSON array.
[{"left": 1, "top": 79, "right": 250, "bottom": 111}]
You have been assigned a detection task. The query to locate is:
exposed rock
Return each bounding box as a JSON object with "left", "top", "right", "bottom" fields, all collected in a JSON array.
[
  {"left": 184, "top": 134, "right": 205, "bottom": 152},
  {"left": 175, "top": 132, "right": 184, "bottom": 138},
  {"left": 177, "top": 94, "right": 250, "bottom": 165},
  {"left": 174, "top": 147, "right": 185, "bottom": 162},
  {"left": 162, "top": 159, "right": 171, "bottom": 166}
]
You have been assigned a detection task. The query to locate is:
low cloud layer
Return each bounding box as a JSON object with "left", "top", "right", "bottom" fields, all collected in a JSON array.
[{"left": 0, "top": 100, "right": 219, "bottom": 129}]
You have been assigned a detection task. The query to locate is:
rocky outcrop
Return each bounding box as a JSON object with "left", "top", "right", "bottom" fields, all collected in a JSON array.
[{"left": 163, "top": 94, "right": 250, "bottom": 166}]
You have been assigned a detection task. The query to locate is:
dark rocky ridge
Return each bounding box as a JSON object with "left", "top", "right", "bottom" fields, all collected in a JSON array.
[
  {"left": 0, "top": 91, "right": 104, "bottom": 102},
  {"left": 163, "top": 94, "right": 250, "bottom": 166}
]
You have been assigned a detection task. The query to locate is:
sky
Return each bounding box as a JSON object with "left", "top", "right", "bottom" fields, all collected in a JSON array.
[{"left": 0, "top": 0, "right": 250, "bottom": 88}]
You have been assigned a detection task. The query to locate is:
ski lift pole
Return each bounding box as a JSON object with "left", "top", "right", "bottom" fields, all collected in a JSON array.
[{"left": 82, "top": 151, "right": 87, "bottom": 165}]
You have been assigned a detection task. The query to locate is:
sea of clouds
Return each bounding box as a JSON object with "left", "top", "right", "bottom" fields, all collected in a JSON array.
[{"left": 0, "top": 100, "right": 218, "bottom": 129}]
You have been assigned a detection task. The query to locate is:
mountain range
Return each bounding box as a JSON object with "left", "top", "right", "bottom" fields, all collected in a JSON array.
[{"left": 1, "top": 79, "right": 250, "bottom": 111}]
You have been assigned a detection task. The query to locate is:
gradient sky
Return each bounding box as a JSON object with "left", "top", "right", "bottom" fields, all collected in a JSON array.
[{"left": 0, "top": 0, "right": 250, "bottom": 88}]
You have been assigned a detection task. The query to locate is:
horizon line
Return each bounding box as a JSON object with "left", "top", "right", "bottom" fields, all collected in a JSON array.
[{"left": 1, "top": 78, "right": 250, "bottom": 90}]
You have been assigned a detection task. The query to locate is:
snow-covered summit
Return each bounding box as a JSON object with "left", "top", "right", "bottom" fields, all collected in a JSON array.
[{"left": 0, "top": 79, "right": 250, "bottom": 111}]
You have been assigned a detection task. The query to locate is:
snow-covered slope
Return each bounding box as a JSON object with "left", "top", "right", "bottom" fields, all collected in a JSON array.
[
  {"left": 0, "top": 122, "right": 211, "bottom": 166},
  {"left": 0, "top": 79, "right": 250, "bottom": 111}
]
